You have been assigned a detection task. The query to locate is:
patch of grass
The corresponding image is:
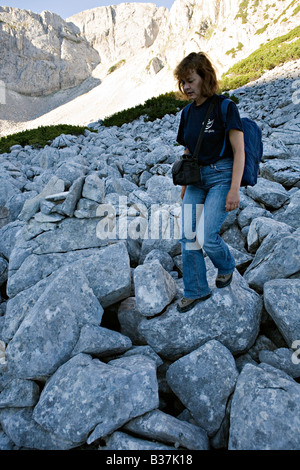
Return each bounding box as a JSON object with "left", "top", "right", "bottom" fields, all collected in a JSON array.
[
  {"left": 0, "top": 124, "right": 94, "bottom": 154},
  {"left": 219, "top": 25, "right": 300, "bottom": 90}
]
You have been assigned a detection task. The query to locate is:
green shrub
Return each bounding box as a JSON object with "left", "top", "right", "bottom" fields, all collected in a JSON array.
[
  {"left": 102, "top": 92, "right": 190, "bottom": 127},
  {"left": 0, "top": 124, "right": 93, "bottom": 154},
  {"left": 219, "top": 25, "right": 300, "bottom": 90}
]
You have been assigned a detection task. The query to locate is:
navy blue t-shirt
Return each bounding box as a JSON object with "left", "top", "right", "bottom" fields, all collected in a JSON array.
[{"left": 176, "top": 94, "right": 243, "bottom": 165}]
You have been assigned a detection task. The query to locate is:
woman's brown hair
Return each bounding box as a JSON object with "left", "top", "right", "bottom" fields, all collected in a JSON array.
[{"left": 174, "top": 52, "right": 219, "bottom": 98}]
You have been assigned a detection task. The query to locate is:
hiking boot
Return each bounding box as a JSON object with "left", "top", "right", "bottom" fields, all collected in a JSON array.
[
  {"left": 177, "top": 292, "right": 212, "bottom": 313},
  {"left": 216, "top": 272, "right": 233, "bottom": 288}
]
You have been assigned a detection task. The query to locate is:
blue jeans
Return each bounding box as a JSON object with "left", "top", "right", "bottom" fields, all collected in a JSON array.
[{"left": 181, "top": 158, "right": 235, "bottom": 299}]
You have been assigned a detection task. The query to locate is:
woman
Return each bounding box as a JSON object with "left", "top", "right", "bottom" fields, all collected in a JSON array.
[{"left": 174, "top": 52, "right": 245, "bottom": 313}]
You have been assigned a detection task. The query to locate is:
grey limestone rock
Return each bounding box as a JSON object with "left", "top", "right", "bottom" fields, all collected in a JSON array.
[
  {"left": 244, "top": 230, "right": 300, "bottom": 291},
  {"left": 237, "top": 205, "right": 273, "bottom": 229},
  {"left": 138, "top": 269, "right": 262, "bottom": 360},
  {"left": 54, "top": 162, "right": 87, "bottom": 187},
  {"left": 6, "top": 265, "right": 103, "bottom": 379},
  {"left": 143, "top": 248, "right": 174, "bottom": 272},
  {"left": 146, "top": 175, "right": 181, "bottom": 205},
  {"left": 7, "top": 241, "right": 131, "bottom": 307},
  {"left": 82, "top": 173, "right": 105, "bottom": 203},
  {"left": 105, "top": 177, "right": 139, "bottom": 196},
  {"left": 260, "top": 157, "right": 300, "bottom": 188},
  {"left": 166, "top": 340, "right": 239, "bottom": 436},
  {"left": 0, "top": 7, "right": 100, "bottom": 97},
  {"left": 0, "top": 257, "right": 8, "bottom": 286},
  {"left": 98, "top": 431, "right": 176, "bottom": 450},
  {"left": 31, "top": 216, "right": 108, "bottom": 255},
  {"left": 246, "top": 178, "right": 290, "bottom": 209},
  {"left": 33, "top": 353, "right": 159, "bottom": 447},
  {"left": 246, "top": 216, "right": 294, "bottom": 253},
  {"left": 228, "top": 363, "right": 300, "bottom": 450},
  {"left": 123, "top": 409, "right": 209, "bottom": 450},
  {"left": 117, "top": 297, "right": 148, "bottom": 345},
  {"left": 0, "top": 378, "right": 40, "bottom": 408},
  {"left": 121, "top": 345, "right": 163, "bottom": 367},
  {"left": 55, "top": 176, "right": 85, "bottom": 217},
  {"left": 73, "top": 197, "right": 100, "bottom": 218},
  {"left": 7, "top": 246, "right": 101, "bottom": 298},
  {"left": 18, "top": 176, "right": 65, "bottom": 222},
  {"left": 274, "top": 190, "right": 300, "bottom": 229},
  {"left": 0, "top": 429, "right": 15, "bottom": 450},
  {"left": 133, "top": 260, "right": 177, "bottom": 316},
  {"left": 71, "top": 324, "right": 132, "bottom": 358},
  {"left": 259, "top": 348, "right": 300, "bottom": 379},
  {"left": 0, "top": 407, "right": 75, "bottom": 450},
  {"left": 263, "top": 278, "right": 300, "bottom": 347}
]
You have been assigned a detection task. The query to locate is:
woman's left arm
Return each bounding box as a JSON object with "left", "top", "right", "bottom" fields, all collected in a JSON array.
[{"left": 225, "top": 129, "right": 245, "bottom": 212}]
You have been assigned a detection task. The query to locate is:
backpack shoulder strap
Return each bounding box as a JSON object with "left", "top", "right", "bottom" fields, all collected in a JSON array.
[
  {"left": 219, "top": 97, "right": 232, "bottom": 157},
  {"left": 182, "top": 102, "right": 193, "bottom": 119},
  {"left": 220, "top": 97, "right": 232, "bottom": 128}
]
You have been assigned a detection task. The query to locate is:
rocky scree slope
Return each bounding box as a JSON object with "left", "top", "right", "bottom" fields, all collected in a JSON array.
[{"left": 0, "top": 61, "right": 300, "bottom": 450}]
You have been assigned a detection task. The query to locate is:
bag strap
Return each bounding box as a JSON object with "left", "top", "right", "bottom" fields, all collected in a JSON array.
[
  {"left": 193, "top": 96, "right": 217, "bottom": 160},
  {"left": 219, "top": 97, "right": 231, "bottom": 157}
]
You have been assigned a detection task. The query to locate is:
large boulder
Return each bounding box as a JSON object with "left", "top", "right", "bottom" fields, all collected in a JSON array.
[
  {"left": 138, "top": 268, "right": 262, "bottom": 360},
  {"left": 5, "top": 265, "right": 103, "bottom": 379},
  {"left": 263, "top": 278, "right": 300, "bottom": 347},
  {"left": 246, "top": 178, "right": 290, "bottom": 210},
  {"left": 244, "top": 229, "right": 300, "bottom": 292},
  {"left": 229, "top": 363, "right": 300, "bottom": 450},
  {"left": 166, "top": 340, "right": 239, "bottom": 436},
  {"left": 33, "top": 353, "right": 159, "bottom": 448},
  {"left": 7, "top": 241, "right": 131, "bottom": 307}
]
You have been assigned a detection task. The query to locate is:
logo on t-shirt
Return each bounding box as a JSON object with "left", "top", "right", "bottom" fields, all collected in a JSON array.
[{"left": 204, "top": 118, "right": 215, "bottom": 133}]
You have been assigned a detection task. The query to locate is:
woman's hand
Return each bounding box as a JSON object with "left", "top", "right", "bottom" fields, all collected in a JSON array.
[
  {"left": 181, "top": 185, "right": 187, "bottom": 200},
  {"left": 225, "top": 187, "right": 240, "bottom": 212},
  {"left": 226, "top": 129, "right": 244, "bottom": 211}
]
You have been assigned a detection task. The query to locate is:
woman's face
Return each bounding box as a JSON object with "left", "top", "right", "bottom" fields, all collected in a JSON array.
[{"left": 182, "top": 70, "right": 204, "bottom": 105}]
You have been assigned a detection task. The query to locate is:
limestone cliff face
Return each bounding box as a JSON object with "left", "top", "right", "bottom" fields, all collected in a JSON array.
[
  {"left": 67, "top": 3, "right": 169, "bottom": 65},
  {"left": 0, "top": 6, "right": 100, "bottom": 96},
  {"left": 150, "top": 0, "right": 300, "bottom": 75},
  {"left": 68, "top": 0, "right": 300, "bottom": 82}
]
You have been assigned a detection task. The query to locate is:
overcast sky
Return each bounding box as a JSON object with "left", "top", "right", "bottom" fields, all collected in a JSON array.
[{"left": 2, "top": 0, "right": 175, "bottom": 19}]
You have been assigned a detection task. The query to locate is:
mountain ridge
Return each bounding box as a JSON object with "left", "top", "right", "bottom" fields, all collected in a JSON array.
[{"left": 0, "top": 0, "right": 299, "bottom": 137}]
